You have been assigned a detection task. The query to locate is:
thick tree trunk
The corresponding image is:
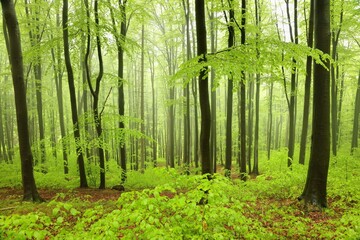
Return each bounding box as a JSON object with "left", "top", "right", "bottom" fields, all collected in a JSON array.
[
  {"left": 1, "top": 0, "right": 43, "bottom": 202},
  {"left": 195, "top": 0, "right": 211, "bottom": 175},
  {"left": 299, "top": 0, "right": 331, "bottom": 208},
  {"left": 63, "top": 0, "right": 88, "bottom": 188}
]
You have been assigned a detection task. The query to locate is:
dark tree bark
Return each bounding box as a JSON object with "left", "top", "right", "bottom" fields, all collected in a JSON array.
[
  {"left": 1, "top": 0, "right": 43, "bottom": 202},
  {"left": 299, "top": 0, "right": 331, "bottom": 208},
  {"left": 63, "top": 0, "right": 88, "bottom": 188},
  {"left": 299, "top": 0, "right": 314, "bottom": 165},
  {"left": 195, "top": 0, "right": 211, "bottom": 175},
  {"left": 109, "top": 0, "right": 127, "bottom": 182},
  {"left": 86, "top": 0, "right": 106, "bottom": 189},
  {"left": 118, "top": 0, "right": 127, "bottom": 182},
  {"left": 285, "top": 0, "right": 298, "bottom": 168},
  {"left": 239, "top": 0, "right": 247, "bottom": 180},
  {"left": 224, "top": 0, "right": 235, "bottom": 178},
  {"left": 253, "top": 0, "right": 261, "bottom": 175}
]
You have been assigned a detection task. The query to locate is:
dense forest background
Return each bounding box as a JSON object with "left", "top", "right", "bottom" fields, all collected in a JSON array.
[{"left": 1, "top": 0, "right": 360, "bottom": 238}]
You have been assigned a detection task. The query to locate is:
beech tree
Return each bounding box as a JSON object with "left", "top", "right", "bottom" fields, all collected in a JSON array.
[
  {"left": 63, "top": 0, "right": 88, "bottom": 188},
  {"left": 299, "top": 0, "right": 331, "bottom": 208},
  {"left": 195, "top": 0, "right": 211, "bottom": 175},
  {"left": 224, "top": 0, "right": 235, "bottom": 178},
  {"left": 299, "top": 0, "right": 314, "bottom": 165},
  {"left": 1, "top": 0, "right": 43, "bottom": 202}
]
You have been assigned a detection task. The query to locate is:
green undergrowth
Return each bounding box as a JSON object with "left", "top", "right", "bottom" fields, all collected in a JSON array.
[{"left": 0, "top": 150, "right": 359, "bottom": 239}]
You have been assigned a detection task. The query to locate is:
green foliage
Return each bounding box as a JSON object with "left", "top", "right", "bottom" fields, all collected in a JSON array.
[{"left": 1, "top": 151, "right": 359, "bottom": 239}]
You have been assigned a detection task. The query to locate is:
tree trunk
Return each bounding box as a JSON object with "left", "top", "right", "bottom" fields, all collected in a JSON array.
[
  {"left": 267, "top": 82, "right": 273, "bottom": 160},
  {"left": 253, "top": 0, "right": 261, "bottom": 175},
  {"left": 330, "top": 1, "right": 343, "bottom": 156},
  {"left": 253, "top": 73, "right": 260, "bottom": 175},
  {"left": 92, "top": 0, "right": 105, "bottom": 189},
  {"left": 239, "top": 0, "right": 247, "bottom": 180},
  {"left": 337, "top": 69, "right": 344, "bottom": 147},
  {"left": 140, "top": 24, "right": 145, "bottom": 172},
  {"left": 299, "top": 0, "right": 314, "bottom": 165},
  {"left": 351, "top": 71, "right": 360, "bottom": 154},
  {"left": 299, "top": 0, "right": 330, "bottom": 208},
  {"left": 285, "top": 0, "right": 298, "bottom": 168},
  {"left": 183, "top": 0, "right": 191, "bottom": 174},
  {"left": 224, "top": 0, "right": 235, "bottom": 178},
  {"left": 247, "top": 78, "right": 254, "bottom": 174},
  {"left": 1, "top": 0, "right": 43, "bottom": 202},
  {"left": 24, "top": 0, "right": 46, "bottom": 169},
  {"left": 195, "top": 0, "right": 211, "bottom": 175},
  {"left": 63, "top": 0, "right": 88, "bottom": 188},
  {"left": 51, "top": 10, "right": 68, "bottom": 174}
]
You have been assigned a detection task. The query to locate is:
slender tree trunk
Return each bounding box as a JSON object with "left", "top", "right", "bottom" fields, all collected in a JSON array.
[
  {"left": 299, "top": 0, "right": 314, "bottom": 165},
  {"left": 195, "top": 0, "right": 211, "bottom": 175},
  {"left": 109, "top": 0, "right": 127, "bottom": 182},
  {"left": 183, "top": 0, "right": 191, "bottom": 174},
  {"left": 351, "top": 71, "right": 360, "bottom": 154},
  {"left": 330, "top": 0, "right": 343, "bottom": 156},
  {"left": 285, "top": 0, "right": 298, "bottom": 168},
  {"left": 253, "top": 0, "right": 261, "bottom": 175},
  {"left": 149, "top": 53, "right": 157, "bottom": 167},
  {"left": 63, "top": 0, "right": 88, "bottom": 188},
  {"left": 337, "top": 70, "right": 344, "bottom": 147},
  {"left": 25, "top": 0, "right": 46, "bottom": 168},
  {"left": 239, "top": 0, "right": 247, "bottom": 180},
  {"left": 209, "top": 5, "right": 217, "bottom": 174},
  {"left": 1, "top": 0, "right": 43, "bottom": 201},
  {"left": 51, "top": 10, "right": 68, "bottom": 174},
  {"left": 299, "top": 0, "right": 331, "bottom": 208},
  {"left": 140, "top": 24, "right": 145, "bottom": 172},
  {"left": 247, "top": 78, "right": 254, "bottom": 173},
  {"left": 253, "top": 73, "right": 260, "bottom": 175},
  {"left": 267, "top": 82, "right": 273, "bottom": 160},
  {"left": 224, "top": 0, "right": 235, "bottom": 178},
  {"left": 92, "top": 0, "right": 105, "bottom": 189}
]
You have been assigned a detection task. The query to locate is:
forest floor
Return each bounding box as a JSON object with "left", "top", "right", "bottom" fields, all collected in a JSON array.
[
  {"left": 0, "top": 182, "right": 358, "bottom": 239},
  {"left": 1, "top": 155, "right": 359, "bottom": 239}
]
